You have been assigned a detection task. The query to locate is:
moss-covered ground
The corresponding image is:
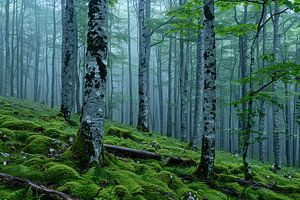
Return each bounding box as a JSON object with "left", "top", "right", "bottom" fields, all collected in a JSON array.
[{"left": 0, "top": 96, "right": 299, "bottom": 200}]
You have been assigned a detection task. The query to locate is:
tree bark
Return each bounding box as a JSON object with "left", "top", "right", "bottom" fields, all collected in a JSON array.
[
  {"left": 51, "top": 0, "right": 57, "bottom": 108},
  {"left": 137, "top": 0, "right": 150, "bottom": 132},
  {"left": 61, "top": 0, "right": 77, "bottom": 121},
  {"left": 197, "top": 0, "right": 217, "bottom": 181},
  {"left": 72, "top": 0, "right": 108, "bottom": 169}
]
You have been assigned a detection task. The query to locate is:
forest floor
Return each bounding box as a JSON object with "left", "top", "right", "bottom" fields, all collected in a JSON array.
[{"left": 0, "top": 97, "right": 300, "bottom": 200}]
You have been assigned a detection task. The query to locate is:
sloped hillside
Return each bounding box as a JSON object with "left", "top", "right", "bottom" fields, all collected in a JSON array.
[{"left": 0, "top": 97, "right": 299, "bottom": 200}]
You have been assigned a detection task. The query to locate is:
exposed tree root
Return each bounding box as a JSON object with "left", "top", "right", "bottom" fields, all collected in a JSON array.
[{"left": 0, "top": 173, "right": 78, "bottom": 200}]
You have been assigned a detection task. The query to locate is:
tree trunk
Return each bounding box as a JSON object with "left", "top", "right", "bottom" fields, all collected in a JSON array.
[
  {"left": 72, "top": 0, "right": 108, "bottom": 169},
  {"left": 137, "top": 0, "right": 150, "bottom": 132},
  {"left": 61, "top": 0, "right": 77, "bottom": 121},
  {"left": 193, "top": 31, "right": 203, "bottom": 148},
  {"left": 166, "top": 38, "right": 173, "bottom": 137},
  {"left": 272, "top": 0, "right": 281, "bottom": 171},
  {"left": 34, "top": 0, "right": 40, "bottom": 102},
  {"left": 5, "top": 0, "right": 10, "bottom": 96},
  {"left": 127, "top": 0, "right": 133, "bottom": 125},
  {"left": 197, "top": 0, "right": 217, "bottom": 181},
  {"left": 156, "top": 44, "right": 163, "bottom": 134},
  {"left": 51, "top": 0, "right": 56, "bottom": 108}
]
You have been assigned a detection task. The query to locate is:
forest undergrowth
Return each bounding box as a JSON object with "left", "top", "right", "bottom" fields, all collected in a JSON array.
[{"left": 0, "top": 96, "right": 299, "bottom": 200}]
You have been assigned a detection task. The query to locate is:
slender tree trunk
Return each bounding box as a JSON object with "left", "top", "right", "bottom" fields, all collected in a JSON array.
[
  {"left": 197, "top": 0, "right": 217, "bottom": 181},
  {"left": 0, "top": 2, "right": 4, "bottom": 96},
  {"left": 60, "top": 0, "right": 77, "bottom": 121},
  {"left": 5, "top": 0, "right": 10, "bottom": 96},
  {"left": 137, "top": 0, "right": 150, "bottom": 132},
  {"left": 193, "top": 31, "right": 203, "bottom": 148},
  {"left": 156, "top": 44, "right": 163, "bottom": 134},
  {"left": 51, "top": 0, "right": 57, "bottom": 108},
  {"left": 72, "top": 0, "right": 108, "bottom": 169},
  {"left": 167, "top": 38, "right": 173, "bottom": 137},
  {"left": 127, "top": 0, "right": 133, "bottom": 125},
  {"left": 34, "top": 0, "right": 40, "bottom": 102},
  {"left": 272, "top": 0, "right": 281, "bottom": 171},
  {"left": 20, "top": 0, "right": 25, "bottom": 99}
]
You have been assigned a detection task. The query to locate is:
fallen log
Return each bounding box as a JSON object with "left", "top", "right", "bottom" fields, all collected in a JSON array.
[
  {"left": 104, "top": 144, "right": 162, "bottom": 160},
  {"left": 0, "top": 173, "right": 78, "bottom": 200},
  {"left": 103, "top": 144, "right": 196, "bottom": 167}
]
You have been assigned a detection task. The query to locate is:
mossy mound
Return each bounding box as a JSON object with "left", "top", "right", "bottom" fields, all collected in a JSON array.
[
  {"left": 44, "top": 164, "right": 80, "bottom": 184},
  {"left": 0, "top": 97, "right": 300, "bottom": 200},
  {"left": 0, "top": 120, "right": 43, "bottom": 132},
  {"left": 59, "top": 181, "right": 100, "bottom": 200},
  {"left": 24, "top": 135, "right": 62, "bottom": 155},
  {"left": 107, "top": 127, "right": 136, "bottom": 140}
]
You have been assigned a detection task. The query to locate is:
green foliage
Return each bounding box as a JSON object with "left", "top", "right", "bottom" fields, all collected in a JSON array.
[
  {"left": 0, "top": 120, "right": 43, "bottom": 132},
  {"left": 59, "top": 181, "right": 100, "bottom": 200}
]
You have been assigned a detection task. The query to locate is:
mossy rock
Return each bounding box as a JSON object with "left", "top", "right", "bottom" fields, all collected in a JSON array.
[
  {"left": 24, "top": 158, "right": 45, "bottom": 169},
  {"left": 24, "top": 135, "right": 54, "bottom": 154},
  {"left": 138, "top": 182, "right": 176, "bottom": 200},
  {"left": 113, "top": 185, "right": 131, "bottom": 199},
  {"left": 1, "top": 120, "right": 43, "bottom": 132},
  {"left": 154, "top": 171, "right": 183, "bottom": 190},
  {"left": 0, "top": 115, "right": 18, "bottom": 125},
  {"left": 59, "top": 181, "right": 100, "bottom": 200},
  {"left": 106, "top": 127, "right": 136, "bottom": 140},
  {"left": 43, "top": 128, "right": 65, "bottom": 138},
  {"left": 1, "top": 164, "right": 44, "bottom": 182},
  {"left": 0, "top": 128, "right": 15, "bottom": 141},
  {"left": 44, "top": 164, "right": 80, "bottom": 184}
]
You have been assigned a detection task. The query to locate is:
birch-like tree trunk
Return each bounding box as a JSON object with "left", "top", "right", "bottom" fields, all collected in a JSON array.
[
  {"left": 272, "top": 0, "right": 281, "bottom": 171},
  {"left": 5, "top": 0, "right": 10, "bottom": 96},
  {"left": 193, "top": 31, "right": 203, "bottom": 148},
  {"left": 34, "top": 0, "right": 40, "bottom": 102},
  {"left": 51, "top": 0, "right": 56, "bottom": 108},
  {"left": 196, "top": 0, "right": 217, "bottom": 181},
  {"left": 72, "top": 0, "right": 108, "bottom": 169},
  {"left": 167, "top": 38, "right": 173, "bottom": 137},
  {"left": 61, "top": 0, "right": 77, "bottom": 121},
  {"left": 258, "top": 8, "right": 267, "bottom": 163},
  {"left": 127, "top": 0, "right": 134, "bottom": 125},
  {"left": 137, "top": 0, "right": 150, "bottom": 132}
]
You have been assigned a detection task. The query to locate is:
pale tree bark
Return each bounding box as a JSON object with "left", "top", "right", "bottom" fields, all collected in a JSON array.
[
  {"left": 5, "top": 0, "right": 10, "bottom": 96},
  {"left": 10, "top": 0, "right": 16, "bottom": 97},
  {"left": 156, "top": 44, "right": 163, "bottom": 134},
  {"left": 51, "top": 0, "right": 57, "bottom": 108},
  {"left": 127, "top": 0, "right": 134, "bottom": 125},
  {"left": 193, "top": 30, "right": 204, "bottom": 148},
  {"left": 179, "top": 0, "right": 187, "bottom": 141},
  {"left": 72, "top": 0, "right": 108, "bottom": 169},
  {"left": 0, "top": 1, "right": 4, "bottom": 96},
  {"left": 34, "top": 0, "right": 40, "bottom": 102},
  {"left": 20, "top": 0, "right": 25, "bottom": 99},
  {"left": 137, "top": 0, "right": 150, "bottom": 132},
  {"left": 272, "top": 0, "right": 281, "bottom": 171},
  {"left": 167, "top": 38, "right": 173, "bottom": 137},
  {"left": 61, "top": 0, "right": 77, "bottom": 121},
  {"left": 258, "top": 8, "right": 267, "bottom": 163},
  {"left": 196, "top": 0, "right": 217, "bottom": 181}
]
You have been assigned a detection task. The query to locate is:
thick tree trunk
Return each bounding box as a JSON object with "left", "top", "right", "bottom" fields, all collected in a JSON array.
[
  {"left": 61, "top": 0, "right": 77, "bottom": 121},
  {"left": 197, "top": 0, "right": 217, "bottom": 181},
  {"left": 72, "top": 0, "right": 108, "bottom": 169},
  {"left": 137, "top": 0, "right": 150, "bottom": 132}
]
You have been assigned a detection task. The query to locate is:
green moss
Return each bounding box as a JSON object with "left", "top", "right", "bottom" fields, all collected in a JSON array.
[
  {"left": 1, "top": 164, "right": 44, "bottom": 182},
  {"left": 154, "top": 171, "right": 183, "bottom": 190},
  {"left": 45, "top": 164, "right": 80, "bottom": 184},
  {"left": 114, "top": 185, "right": 131, "bottom": 199},
  {"left": 59, "top": 181, "right": 100, "bottom": 200},
  {"left": 43, "top": 128, "right": 65, "bottom": 138},
  {"left": 106, "top": 127, "right": 136, "bottom": 140},
  {"left": 24, "top": 158, "right": 45, "bottom": 169},
  {"left": 0, "top": 128, "right": 15, "bottom": 140},
  {"left": 24, "top": 135, "right": 54, "bottom": 154},
  {"left": 1, "top": 120, "right": 43, "bottom": 132}
]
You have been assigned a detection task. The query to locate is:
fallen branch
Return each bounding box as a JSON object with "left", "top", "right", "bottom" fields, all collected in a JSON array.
[
  {"left": 0, "top": 173, "right": 78, "bottom": 200},
  {"left": 104, "top": 144, "right": 196, "bottom": 167}
]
